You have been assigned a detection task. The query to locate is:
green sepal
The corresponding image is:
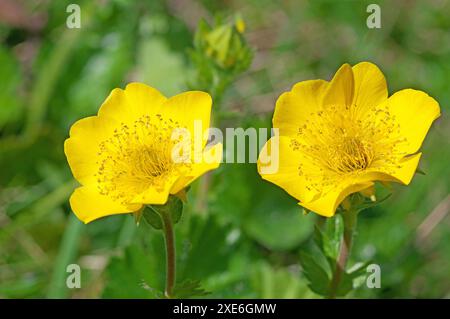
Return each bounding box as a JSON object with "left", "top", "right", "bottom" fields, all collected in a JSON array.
[
  {"left": 340, "top": 192, "right": 392, "bottom": 214},
  {"left": 416, "top": 167, "right": 426, "bottom": 175},
  {"left": 142, "top": 206, "right": 163, "bottom": 230},
  {"left": 353, "top": 192, "right": 392, "bottom": 212},
  {"left": 133, "top": 208, "right": 144, "bottom": 225},
  {"left": 313, "top": 215, "right": 343, "bottom": 263},
  {"left": 162, "top": 195, "right": 183, "bottom": 224},
  {"left": 142, "top": 195, "right": 184, "bottom": 230}
]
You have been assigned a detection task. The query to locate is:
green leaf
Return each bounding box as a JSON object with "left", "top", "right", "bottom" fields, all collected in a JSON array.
[
  {"left": 334, "top": 261, "right": 373, "bottom": 297},
  {"left": 299, "top": 251, "right": 330, "bottom": 296},
  {"left": 335, "top": 272, "right": 354, "bottom": 297},
  {"left": 251, "top": 262, "right": 313, "bottom": 298},
  {"left": 173, "top": 279, "right": 210, "bottom": 298},
  {"left": 179, "top": 215, "right": 232, "bottom": 280},
  {"left": 102, "top": 243, "right": 164, "bottom": 298}
]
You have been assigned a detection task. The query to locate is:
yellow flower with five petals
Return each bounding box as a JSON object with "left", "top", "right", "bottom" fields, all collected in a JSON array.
[
  {"left": 65, "top": 83, "right": 222, "bottom": 223},
  {"left": 258, "top": 62, "right": 440, "bottom": 217}
]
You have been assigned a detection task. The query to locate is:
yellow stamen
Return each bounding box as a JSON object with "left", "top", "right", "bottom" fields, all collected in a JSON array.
[
  {"left": 290, "top": 103, "right": 409, "bottom": 194},
  {"left": 95, "top": 115, "right": 190, "bottom": 204}
]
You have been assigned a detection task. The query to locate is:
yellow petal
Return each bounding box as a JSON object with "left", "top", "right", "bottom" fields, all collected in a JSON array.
[
  {"left": 322, "top": 63, "right": 354, "bottom": 107},
  {"left": 257, "top": 136, "right": 319, "bottom": 203},
  {"left": 65, "top": 83, "right": 168, "bottom": 186},
  {"left": 161, "top": 91, "right": 212, "bottom": 146},
  {"left": 131, "top": 175, "right": 178, "bottom": 205},
  {"left": 170, "top": 143, "right": 223, "bottom": 194},
  {"left": 64, "top": 116, "right": 116, "bottom": 185},
  {"left": 300, "top": 181, "right": 374, "bottom": 217},
  {"left": 368, "top": 153, "right": 422, "bottom": 185},
  {"left": 352, "top": 62, "right": 388, "bottom": 111},
  {"left": 70, "top": 185, "right": 142, "bottom": 224},
  {"left": 273, "top": 80, "right": 328, "bottom": 136},
  {"left": 98, "top": 83, "right": 167, "bottom": 123},
  {"left": 384, "top": 89, "right": 440, "bottom": 154},
  {"left": 300, "top": 153, "right": 421, "bottom": 217}
]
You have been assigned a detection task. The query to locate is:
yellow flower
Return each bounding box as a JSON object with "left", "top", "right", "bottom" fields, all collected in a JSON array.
[
  {"left": 258, "top": 62, "right": 440, "bottom": 217},
  {"left": 65, "top": 83, "right": 222, "bottom": 223}
]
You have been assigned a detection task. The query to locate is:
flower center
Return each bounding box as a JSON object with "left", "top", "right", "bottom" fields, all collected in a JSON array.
[
  {"left": 95, "top": 115, "right": 190, "bottom": 204},
  {"left": 325, "top": 136, "right": 373, "bottom": 174},
  {"left": 290, "top": 103, "right": 408, "bottom": 193}
]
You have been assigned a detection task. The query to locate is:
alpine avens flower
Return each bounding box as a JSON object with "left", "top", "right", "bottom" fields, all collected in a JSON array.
[
  {"left": 65, "top": 83, "right": 222, "bottom": 223},
  {"left": 258, "top": 62, "right": 440, "bottom": 217}
]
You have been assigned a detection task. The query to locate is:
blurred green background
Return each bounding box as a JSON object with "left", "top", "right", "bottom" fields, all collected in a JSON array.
[{"left": 0, "top": 0, "right": 449, "bottom": 298}]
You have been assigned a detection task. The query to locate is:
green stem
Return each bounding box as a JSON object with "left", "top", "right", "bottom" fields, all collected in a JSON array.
[
  {"left": 160, "top": 208, "right": 176, "bottom": 298},
  {"left": 328, "top": 208, "right": 358, "bottom": 299}
]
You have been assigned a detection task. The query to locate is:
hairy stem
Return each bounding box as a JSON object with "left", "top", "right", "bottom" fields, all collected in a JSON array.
[{"left": 160, "top": 209, "right": 176, "bottom": 298}]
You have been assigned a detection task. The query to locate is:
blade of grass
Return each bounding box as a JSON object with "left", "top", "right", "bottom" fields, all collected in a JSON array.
[
  {"left": 47, "top": 214, "right": 83, "bottom": 298},
  {"left": 0, "top": 180, "right": 76, "bottom": 244}
]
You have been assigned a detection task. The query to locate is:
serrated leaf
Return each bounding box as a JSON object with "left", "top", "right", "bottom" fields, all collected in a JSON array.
[
  {"left": 173, "top": 279, "right": 210, "bottom": 298},
  {"left": 335, "top": 272, "right": 354, "bottom": 297},
  {"left": 102, "top": 244, "right": 164, "bottom": 298},
  {"left": 179, "top": 215, "right": 232, "bottom": 280},
  {"left": 299, "top": 251, "right": 330, "bottom": 296},
  {"left": 140, "top": 280, "right": 164, "bottom": 299},
  {"left": 335, "top": 261, "right": 373, "bottom": 297}
]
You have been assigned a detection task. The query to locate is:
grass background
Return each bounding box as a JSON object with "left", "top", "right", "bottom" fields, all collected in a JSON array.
[{"left": 0, "top": 0, "right": 449, "bottom": 298}]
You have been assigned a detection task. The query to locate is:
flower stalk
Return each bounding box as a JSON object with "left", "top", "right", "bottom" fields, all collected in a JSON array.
[
  {"left": 328, "top": 207, "right": 358, "bottom": 299},
  {"left": 159, "top": 207, "right": 176, "bottom": 299}
]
